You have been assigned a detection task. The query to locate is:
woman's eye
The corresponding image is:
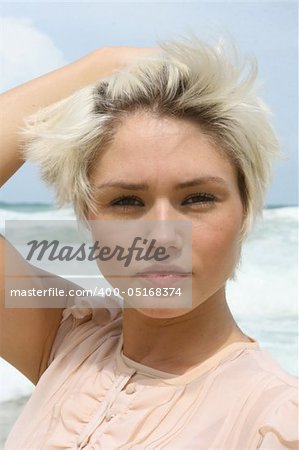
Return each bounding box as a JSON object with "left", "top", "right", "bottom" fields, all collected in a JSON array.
[
  {"left": 182, "top": 193, "right": 217, "bottom": 206},
  {"left": 110, "top": 196, "right": 144, "bottom": 209}
]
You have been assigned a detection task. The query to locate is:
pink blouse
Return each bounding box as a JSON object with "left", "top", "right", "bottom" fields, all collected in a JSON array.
[{"left": 5, "top": 296, "right": 298, "bottom": 449}]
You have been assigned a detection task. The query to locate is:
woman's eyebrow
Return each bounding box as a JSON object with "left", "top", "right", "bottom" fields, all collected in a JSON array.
[
  {"left": 95, "top": 176, "right": 228, "bottom": 191},
  {"left": 95, "top": 182, "right": 149, "bottom": 191},
  {"left": 175, "top": 177, "right": 229, "bottom": 189}
]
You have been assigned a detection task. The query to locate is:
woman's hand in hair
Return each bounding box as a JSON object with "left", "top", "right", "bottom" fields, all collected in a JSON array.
[{"left": 87, "top": 46, "right": 159, "bottom": 79}]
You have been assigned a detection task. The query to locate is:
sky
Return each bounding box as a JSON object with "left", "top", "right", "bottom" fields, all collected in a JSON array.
[{"left": 0, "top": 1, "right": 297, "bottom": 206}]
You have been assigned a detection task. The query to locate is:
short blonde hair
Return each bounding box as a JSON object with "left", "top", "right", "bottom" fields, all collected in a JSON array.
[{"left": 20, "top": 35, "right": 281, "bottom": 240}]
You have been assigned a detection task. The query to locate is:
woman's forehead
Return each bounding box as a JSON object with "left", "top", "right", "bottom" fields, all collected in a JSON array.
[
  {"left": 113, "top": 112, "right": 210, "bottom": 144},
  {"left": 91, "top": 115, "right": 235, "bottom": 182}
]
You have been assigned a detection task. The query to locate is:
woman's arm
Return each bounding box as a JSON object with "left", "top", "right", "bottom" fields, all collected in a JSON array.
[
  {"left": 0, "top": 46, "right": 155, "bottom": 384},
  {"left": 0, "top": 47, "right": 154, "bottom": 186}
]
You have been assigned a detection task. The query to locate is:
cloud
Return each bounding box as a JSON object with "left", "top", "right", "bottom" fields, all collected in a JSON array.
[{"left": 0, "top": 16, "right": 66, "bottom": 92}]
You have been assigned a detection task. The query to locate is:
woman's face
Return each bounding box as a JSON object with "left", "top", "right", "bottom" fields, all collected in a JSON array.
[{"left": 88, "top": 112, "right": 244, "bottom": 318}]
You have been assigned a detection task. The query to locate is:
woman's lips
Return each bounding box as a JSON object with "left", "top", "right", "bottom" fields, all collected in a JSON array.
[{"left": 135, "top": 272, "right": 192, "bottom": 288}]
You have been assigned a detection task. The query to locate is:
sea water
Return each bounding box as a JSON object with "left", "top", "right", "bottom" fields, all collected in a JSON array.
[{"left": 0, "top": 202, "right": 298, "bottom": 443}]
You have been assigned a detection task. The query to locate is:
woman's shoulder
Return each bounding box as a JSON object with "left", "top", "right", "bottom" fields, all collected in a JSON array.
[
  {"left": 240, "top": 344, "right": 298, "bottom": 448},
  {"left": 232, "top": 342, "right": 298, "bottom": 412},
  {"left": 215, "top": 342, "right": 298, "bottom": 449},
  {"left": 47, "top": 292, "right": 123, "bottom": 366},
  {"left": 246, "top": 343, "right": 297, "bottom": 389}
]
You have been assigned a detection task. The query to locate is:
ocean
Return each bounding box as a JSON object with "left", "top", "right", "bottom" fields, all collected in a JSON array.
[{"left": 0, "top": 202, "right": 298, "bottom": 447}]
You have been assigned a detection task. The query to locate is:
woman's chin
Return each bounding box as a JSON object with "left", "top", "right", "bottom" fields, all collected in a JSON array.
[{"left": 133, "top": 307, "right": 192, "bottom": 319}]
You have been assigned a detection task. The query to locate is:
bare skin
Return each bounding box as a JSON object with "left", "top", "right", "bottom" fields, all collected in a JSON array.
[
  {"left": 0, "top": 47, "right": 156, "bottom": 384},
  {"left": 88, "top": 111, "right": 251, "bottom": 375}
]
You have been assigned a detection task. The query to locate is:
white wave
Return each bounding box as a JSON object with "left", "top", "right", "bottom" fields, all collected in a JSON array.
[
  {"left": 262, "top": 206, "right": 298, "bottom": 221},
  {"left": 0, "top": 206, "right": 75, "bottom": 231},
  {"left": 0, "top": 359, "right": 33, "bottom": 402}
]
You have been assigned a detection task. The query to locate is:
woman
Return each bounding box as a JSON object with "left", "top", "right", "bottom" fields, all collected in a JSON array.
[{"left": 1, "top": 36, "right": 298, "bottom": 449}]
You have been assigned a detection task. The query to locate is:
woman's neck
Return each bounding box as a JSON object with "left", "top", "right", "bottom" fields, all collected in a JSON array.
[{"left": 122, "top": 288, "right": 250, "bottom": 375}]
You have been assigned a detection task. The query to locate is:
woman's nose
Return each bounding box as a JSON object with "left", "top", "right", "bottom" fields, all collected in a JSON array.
[
  {"left": 146, "top": 199, "right": 180, "bottom": 222},
  {"left": 144, "top": 200, "right": 184, "bottom": 252}
]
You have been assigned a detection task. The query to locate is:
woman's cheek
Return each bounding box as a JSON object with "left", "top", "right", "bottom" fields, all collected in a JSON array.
[{"left": 192, "top": 219, "right": 241, "bottom": 275}]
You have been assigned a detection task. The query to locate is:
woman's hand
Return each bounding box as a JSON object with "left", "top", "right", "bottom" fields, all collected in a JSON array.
[{"left": 103, "top": 46, "right": 158, "bottom": 67}]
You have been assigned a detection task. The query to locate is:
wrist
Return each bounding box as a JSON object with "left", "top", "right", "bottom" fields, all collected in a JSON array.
[{"left": 84, "top": 47, "right": 123, "bottom": 80}]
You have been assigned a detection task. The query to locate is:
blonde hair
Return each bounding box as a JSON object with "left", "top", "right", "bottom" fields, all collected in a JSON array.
[{"left": 20, "top": 35, "right": 281, "bottom": 241}]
